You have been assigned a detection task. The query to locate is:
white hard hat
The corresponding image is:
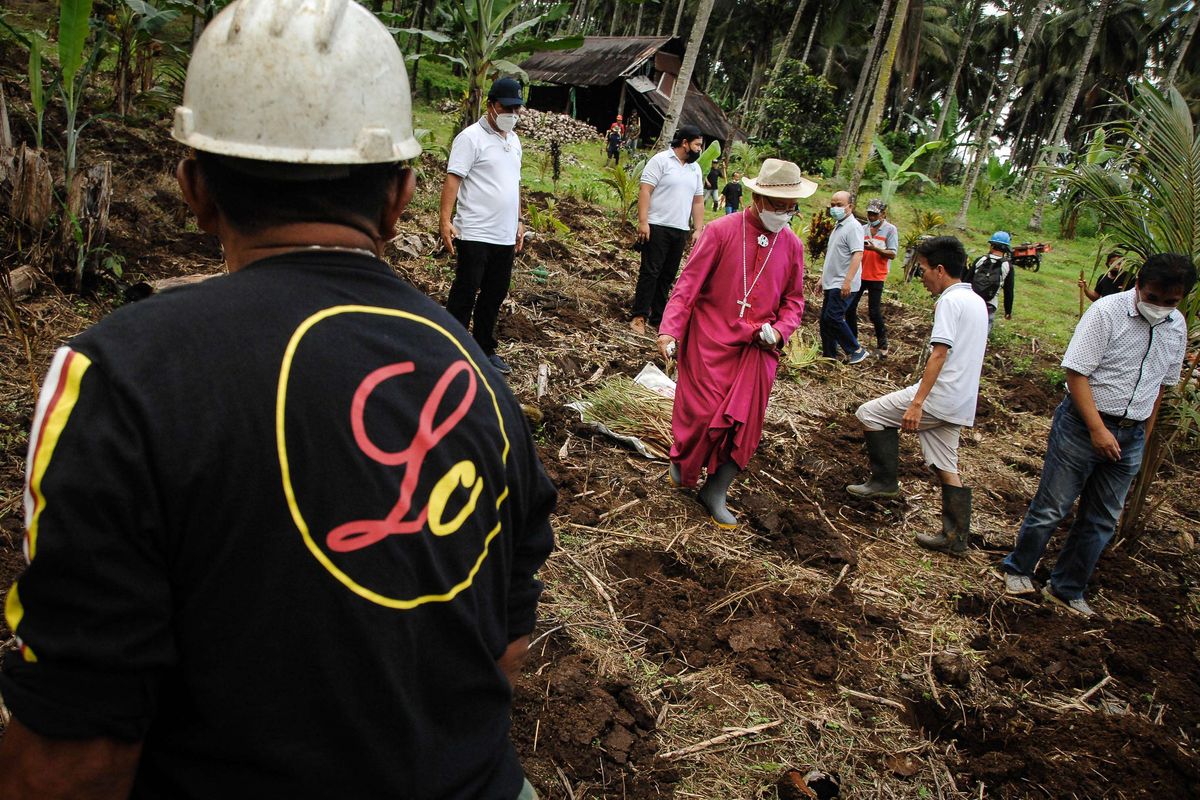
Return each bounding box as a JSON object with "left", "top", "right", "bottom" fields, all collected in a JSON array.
[{"left": 173, "top": 0, "right": 421, "bottom": 165}]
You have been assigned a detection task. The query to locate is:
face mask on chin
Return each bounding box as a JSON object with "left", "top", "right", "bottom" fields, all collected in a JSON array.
[
  {"left": 494, "top": 113, "right": 518, "bottom": 133},
  {"left": 829, "top": 206, "right": 846, "bottom": 221},
  {"left": 869, "top": 218, "right": 882, "bottom": 228}
]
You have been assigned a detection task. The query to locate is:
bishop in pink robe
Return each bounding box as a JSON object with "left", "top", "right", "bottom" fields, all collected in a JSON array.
[
  {"left": 657, "top": 159, "right": 813, "bottom": 527},
  {"left": 659, "top": 208, "right": 806, "bottom": 486}
]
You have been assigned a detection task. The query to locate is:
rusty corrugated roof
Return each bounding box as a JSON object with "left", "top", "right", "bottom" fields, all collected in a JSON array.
[
  {"left": 522, "top": 36, "right": 674, "bottom": 87},
  {"left": 637, "top": 80, "right": 747, "bottom": 143}
]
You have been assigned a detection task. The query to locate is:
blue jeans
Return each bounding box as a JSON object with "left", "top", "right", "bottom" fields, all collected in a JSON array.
[
  {"left": 1002, "top": 398, "right": 1145, "bottom": 599},
  {"left": 819, "top": 288, "right": 862, "bottom": 358}
]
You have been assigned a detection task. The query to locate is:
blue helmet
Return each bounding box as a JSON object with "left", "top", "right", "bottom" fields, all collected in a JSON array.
[{"left": 989, "top": 231, "right": 1012, "bottom": 247}]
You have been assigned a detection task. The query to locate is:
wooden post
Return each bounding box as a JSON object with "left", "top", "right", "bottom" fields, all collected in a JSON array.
[{"left": 1078, "top": 269, "right": 1085, "bottom": 316}]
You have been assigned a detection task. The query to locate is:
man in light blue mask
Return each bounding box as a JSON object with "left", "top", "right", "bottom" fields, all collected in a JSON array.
[
  {"left": 997, "top": 253, "right": 1195, "bottom": 617},
  {"left": 819, "top": 191, "right": 869, "bottom": 363}
]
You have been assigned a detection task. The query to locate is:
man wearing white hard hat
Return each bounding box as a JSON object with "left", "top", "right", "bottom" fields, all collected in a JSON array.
[
  {"left": 0, "top": 2, "right": 554, "bottom": 798},
  {"left": 656, "top": 159, "right": 812, "bottom": 529}
]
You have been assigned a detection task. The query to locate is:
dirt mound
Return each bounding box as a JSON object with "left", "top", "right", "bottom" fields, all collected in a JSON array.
[
  {"left": 512, "top": 639, "right": 678, "bottom": 798},
  {"left": 612, "top": 548, "right": 892, "bottom": 698},
  {"left": 946, "top": 705, "right": 1200, "bottom": 798}
]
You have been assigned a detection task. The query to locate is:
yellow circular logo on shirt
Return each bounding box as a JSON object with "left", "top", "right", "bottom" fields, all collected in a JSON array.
[{"left": 275, "top": 305, "right": 511, "bottom": 609}]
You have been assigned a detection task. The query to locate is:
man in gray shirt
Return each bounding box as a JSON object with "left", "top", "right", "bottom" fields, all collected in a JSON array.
[
  {"left": 819, "top": 191, "right": 868, "bottom": 363},
  {"left": 998, "top": 254, "right": 1194, "bottom": 617}
]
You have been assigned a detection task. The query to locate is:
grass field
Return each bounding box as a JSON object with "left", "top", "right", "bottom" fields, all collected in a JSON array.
[{"left": 412, "top": 102, "right": 1114, "bottom": 354}]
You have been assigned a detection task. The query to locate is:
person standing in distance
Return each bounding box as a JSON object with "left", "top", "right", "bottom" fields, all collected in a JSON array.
[
  {"left": 441, "top": 76, "right": 526, "bottom": 375},
  {"left": 0, "top": 3, "right": 555, "bottom": 798},
  {"left": 964, "top": 231, "right": 1015, "bottom": 333},
  {"left": 847, "top": 198, "right": 898, "bottom": 357},
  {"left": 819, "top": 191, "right": 869, "bottom": 363},
  {"left": 630, "top": 124, "right": 705, "bottom": 336}
]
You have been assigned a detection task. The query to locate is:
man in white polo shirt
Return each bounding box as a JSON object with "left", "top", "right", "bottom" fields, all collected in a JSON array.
[
  {"left": 440, "top": 76, "right": 525, "bottom": 375},
  {"left": 630, "top": 124, "right": 705, "bottom": 335},
  {"left": 998, "top": 254, "right": 1194, "bottom": 617},
  {"left": 846, "top": 236, "right": 988, "bottom": 556}
]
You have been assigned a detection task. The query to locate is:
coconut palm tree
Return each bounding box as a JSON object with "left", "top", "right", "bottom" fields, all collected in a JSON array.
[
  {"left": 1026, "top": 0, "right": 1114, "bottom": 230},
  {"left": 657, "top": 0, "right": 716, "bottom": 147},
  {"left": 954, "top": 0, "right": 1050, "bottom": 229},
  {"left": 849, "top": 0, "right": 911, "bottom": 195}
]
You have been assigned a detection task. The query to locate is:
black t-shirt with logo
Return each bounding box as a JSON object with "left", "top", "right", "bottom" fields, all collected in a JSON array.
[{"left": 0, "top": 252, "right": 556, "bottom": 799}]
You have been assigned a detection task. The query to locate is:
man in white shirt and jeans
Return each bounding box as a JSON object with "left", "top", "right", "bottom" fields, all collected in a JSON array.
[
  {"left": 820, "top": 191, "right": 869, "bottom": 363},
  {"left": 846, "top": 236, "right": 989, "bottom": 555},
  {"left": 630, "top": 124, "right": 705, "bottom": 335},
  {"left": 998, "top": 254, "right": 1194, "bottom": 617},
  {"left": 440, "top": 77, "right": 525, "bottom": 375}
]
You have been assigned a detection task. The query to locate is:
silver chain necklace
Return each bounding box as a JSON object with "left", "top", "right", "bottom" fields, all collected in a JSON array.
[
  {"left": 302, "top": 245, "right": 378, "bottom": 259},
  {"left": 739, "top": 215, "right": 779, "bottom": 318}
]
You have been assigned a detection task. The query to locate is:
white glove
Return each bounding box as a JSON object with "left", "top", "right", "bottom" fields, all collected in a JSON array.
[{"left": 758, "top": 323, "right": 780, "bottom": 347}]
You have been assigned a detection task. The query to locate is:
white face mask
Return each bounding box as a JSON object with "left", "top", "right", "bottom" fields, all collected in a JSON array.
[
  {"left": 829, "top": 206, "right": 846, "bottom": 221},
  {"left": 758, "top": 207, "right": 793, "bottom": 233},
  {"left": 1137, "top": 299, "right": 1174, "bottom": 325},
  {"left": 494, "top": 113, "right": 518, "bottom": 133}
]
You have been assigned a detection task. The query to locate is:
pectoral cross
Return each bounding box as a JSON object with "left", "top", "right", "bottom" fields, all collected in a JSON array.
[{"left": 737, "top": 298, "right": 752, "bottom": 318}]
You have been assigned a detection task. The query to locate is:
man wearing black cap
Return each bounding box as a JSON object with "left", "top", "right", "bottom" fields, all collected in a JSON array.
[
  {"left": 630, "top": 124, "right": 705, "bottom": 335},
  {"left": 440, "top": 76, "right": 526, "bottom": 375}
]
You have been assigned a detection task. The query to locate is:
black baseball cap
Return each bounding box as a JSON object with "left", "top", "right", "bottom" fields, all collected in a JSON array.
[{"left": 487, "top": 77, "right": 525, "bottom": 106}]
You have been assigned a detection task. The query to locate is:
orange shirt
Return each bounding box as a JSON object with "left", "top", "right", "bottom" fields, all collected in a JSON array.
[{"left": 861, "top": 220, "right": 898, "bottom": 282}]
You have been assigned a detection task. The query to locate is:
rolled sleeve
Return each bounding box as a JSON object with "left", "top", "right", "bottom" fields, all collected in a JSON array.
[
  {"left": 1161, "top": 324, "right": 1188, "bottom": 386},
  {"left": 1061, "top": 304, "right": 1112, "bottom": 377},
  {"left": 1, "top": 350, "right": 174, "bottom": 742}
]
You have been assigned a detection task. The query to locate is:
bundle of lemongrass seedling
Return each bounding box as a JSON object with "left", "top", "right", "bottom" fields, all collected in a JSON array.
[{"left": 578, "top": 376, "right": 674, "bottom": 457}]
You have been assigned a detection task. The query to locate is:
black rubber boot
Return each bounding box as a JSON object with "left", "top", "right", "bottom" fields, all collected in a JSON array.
[
  {"left": 698, "top": 462, "right": 739, "bottom": 529},
  {"left": 916, "top": 484, "right": 972, "bottom": 556},
  {"left": 846, "top": 428, "right": 901, "bottom": 498}
]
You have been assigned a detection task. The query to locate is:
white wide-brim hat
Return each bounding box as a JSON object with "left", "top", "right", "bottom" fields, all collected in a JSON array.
[{"left": 741, "top": 158, "right": 818, "bottom": 200}]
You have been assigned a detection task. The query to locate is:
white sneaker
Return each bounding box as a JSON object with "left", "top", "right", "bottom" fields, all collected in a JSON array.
[
  {"left": 1002, "top": 572, "right": 1036, "bottom": 596},
  {"left": 1042, "top": 584, "right": 1096, "bottom": 618}
]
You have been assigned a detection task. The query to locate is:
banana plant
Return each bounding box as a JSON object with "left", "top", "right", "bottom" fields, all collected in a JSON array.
[
  {"left": 872, "top": 138, "right": 945, "bottom": 205},
  {"left": 389, "top": 0, "right": 582, "bottom": 130},
  {"left": 108, "top": 0, "right": 184, "bottom": 116},
  {"left": 28, "top": 31, "right": 45, "bottom": 149},
  {"left": 59, "top": 0, "right": 98, "bottom": 184},
  {"left": 697, "top": 140, "right": 721, "bottom": 175}
]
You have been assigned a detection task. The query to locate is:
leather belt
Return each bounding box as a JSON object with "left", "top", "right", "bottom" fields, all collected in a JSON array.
[
  {"left": 1067, "top": 399, "right": 1143, "bottom": 429},
  {"left": 1098, "top": 411, "right": 1142, "bottom": 429}
]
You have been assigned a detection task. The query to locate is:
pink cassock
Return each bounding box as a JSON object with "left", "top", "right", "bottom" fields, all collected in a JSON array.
[{"left": 658, "top": 211, "right": 806, "bottom": 487}]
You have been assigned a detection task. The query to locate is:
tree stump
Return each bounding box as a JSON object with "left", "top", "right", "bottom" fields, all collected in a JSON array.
[
  {"left": 10, "top": 144, "right": 54, "bottom": 232},
  {"left": 62, "top": 162, "right": 113, "bottom": 289}
]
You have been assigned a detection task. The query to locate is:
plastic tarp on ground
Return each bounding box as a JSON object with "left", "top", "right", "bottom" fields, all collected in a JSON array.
[{"left": 566, "top": 363, "right": 675, "bottom": 459}]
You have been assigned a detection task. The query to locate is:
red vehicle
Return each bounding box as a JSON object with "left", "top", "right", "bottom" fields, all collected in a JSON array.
[{"left": 1012, "top": 241, "right": 1052, "bottom": 272}]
